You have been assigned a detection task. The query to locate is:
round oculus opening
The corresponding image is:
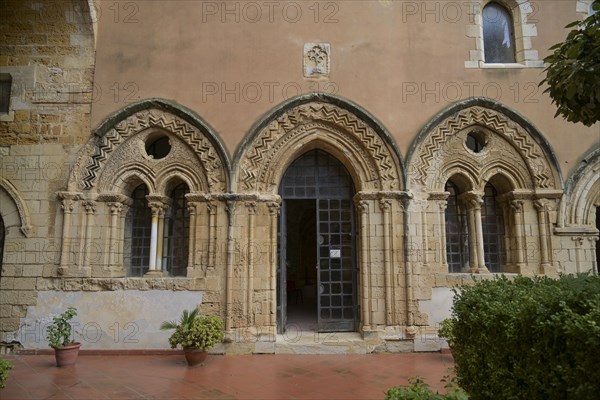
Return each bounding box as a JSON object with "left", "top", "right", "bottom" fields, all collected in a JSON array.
[
  {"left": 145, "top": 134, "right": 171, "bottom": 159},
  {"left": 466, "top": 132, "right": 486, "bottom": 153}
]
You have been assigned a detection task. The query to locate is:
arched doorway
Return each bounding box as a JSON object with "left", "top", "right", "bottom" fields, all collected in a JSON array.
[{"left": 278, "top": 150, "right": 358, "bottom": 333}]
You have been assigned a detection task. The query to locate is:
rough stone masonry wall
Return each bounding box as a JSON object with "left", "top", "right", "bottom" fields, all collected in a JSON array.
[{"left": 0, "top": 0, "right": 95, "bottom": 343}]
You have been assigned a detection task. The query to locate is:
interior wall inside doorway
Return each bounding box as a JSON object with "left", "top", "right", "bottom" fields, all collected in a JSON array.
[{"left": 285, "top": 199, "right": 317, "bottom": 330}]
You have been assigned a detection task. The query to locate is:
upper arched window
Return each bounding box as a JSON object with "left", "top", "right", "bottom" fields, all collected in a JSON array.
[
  {"left": 445, "top": 182, "right": 469, "bottom": 273},
  {"left": 483, "top": 3, "right": 516, "bottom": 63},
  {"left": 481, "top": 183, "right": 505, "bottom": 272},
  {"left": 163, "top": 183, "right": 190, "bottom": 277},
  {"left": 126, "top": 184, "right": 151, "bottom": 277}
]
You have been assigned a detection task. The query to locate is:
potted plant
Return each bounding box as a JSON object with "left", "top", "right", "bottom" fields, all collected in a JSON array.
[
  {"left": 160, "top": 308, "right": 224, "bottom": 366},
  {"left": 46, "top": 306, "right": 80, "bottom": 367}
]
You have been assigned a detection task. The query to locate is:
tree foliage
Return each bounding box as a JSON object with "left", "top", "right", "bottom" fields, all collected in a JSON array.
[{"left": 541, "top": 5, "right": 600, "bottom": 126}]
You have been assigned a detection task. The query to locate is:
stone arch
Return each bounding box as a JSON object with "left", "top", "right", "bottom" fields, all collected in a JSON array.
[
  {"left": 406, "top": 98, "right": 562, "bottom": 192},
  {"left": 233, "top": 93, "right": 404, "bottom": 194},
  {"left": 560, "top": 146, "right": 600, "bottom": 227},
  {"left": 68, "top": 98, "right": 230, "bottom": 195},
  {"left": 0, "top": 178, "right": 32, "bottom": 238}
]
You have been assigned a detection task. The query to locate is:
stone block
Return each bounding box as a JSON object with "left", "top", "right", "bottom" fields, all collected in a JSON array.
[
  {"left": 12, "top": 277, "right": 36, "bottom": 290},
  {"left": 0, "top": 305, "right": 12, "bottom": 318}
]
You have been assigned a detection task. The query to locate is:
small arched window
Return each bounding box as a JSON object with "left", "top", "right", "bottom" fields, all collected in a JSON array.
[
  {"left": 445, "top": 182, "right": 470, "bottom": 273},
  {"left": 483, "top": 2, "right": 516, "bottom": 63},
  {"left": 481, "top": 183, "right": 505, "bottom": 272},
  {"left": 163, "top": 183, "right": 189, "bottom": 277},
  {"left": 126, "top": 184, "right": 151, "bottom": 277}
]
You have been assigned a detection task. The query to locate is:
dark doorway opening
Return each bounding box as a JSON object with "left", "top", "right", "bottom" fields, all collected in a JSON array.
[
  {"left": 285, "top": 200, "right": 318, "bottom": 330},
  {"left": 277, "top": 149, "right": 358, "bottom": 334}
]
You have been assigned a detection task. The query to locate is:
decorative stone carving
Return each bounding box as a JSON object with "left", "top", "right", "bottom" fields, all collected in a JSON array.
[
  {"left": 304, "top": 43, "right": 330, "bottom": 77},
  {"left": 71, "top": 107, "right": 228, "bottom": 193},
  {"left": 409, "top": 106, "right": 558, "bottom": 190},
  {"left": 237, "top": 101, "right": 402, "bottom": 193}
]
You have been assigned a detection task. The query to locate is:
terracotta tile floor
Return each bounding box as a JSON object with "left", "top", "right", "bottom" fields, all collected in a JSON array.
[{"left": 1, "top": 353, "right": 455, "bottom": 399}]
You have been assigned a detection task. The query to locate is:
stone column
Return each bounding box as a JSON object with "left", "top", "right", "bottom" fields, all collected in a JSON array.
[
  {"left": 463, "top": 192, "right": 488, "bottom": 273},
  {"left": 107, "top": 202, "right": 123, "bottom": 274},
  {"left": 82, "top": 200, "right": 96, "bottom": 277},
  {"left": 57, "top": 192, "right": 80, "bottom": 276},
  {"left": 145, "top": 200, "right": 166, "bottom": 277},
  {"left": 186, "top": 201, "right": 198, "bottom": 273},
  {"left": 268, "top": 201, "right": 281, "bottom": 327},
  {"left": 438, "top": 201, "right": 448, "bottom": 270},
  {"left": 510, "top": 200, "right": 525, "bottom": 272},
  {"left": 534, "top": 199, "right": 551, "bottom": 274},
  {"left": 207, "top": 202, "right": 217, "bottom": 269},
  {"left": 245, "top": 201, "right": 257, "bottom": 325},
  {"left": 380, "top": 199, "right": 394, "bottom": 325},
  {"left": 155, "top": 203, "right": 169, "bottom": 273},
  {"left": 356, "top": 199, "right": 371, "bottom": 329},
  {"left": 225, "top": 200, "right": 236, "bottom": 331}
]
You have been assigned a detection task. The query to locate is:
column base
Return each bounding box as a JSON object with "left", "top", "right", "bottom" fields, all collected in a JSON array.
[
  {"left": 144, "top": 270, "right": 168, "bottom": 277},
  {"left": 471, "top": 266, "right": 490, "bottom": 274},
  {"left": 540, "top": 263, "right": 552, "bottom": 275}
]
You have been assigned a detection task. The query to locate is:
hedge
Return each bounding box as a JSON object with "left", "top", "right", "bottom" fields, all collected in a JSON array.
[{"left": 448, "top": 274, "right": 600, "bottom": 400}]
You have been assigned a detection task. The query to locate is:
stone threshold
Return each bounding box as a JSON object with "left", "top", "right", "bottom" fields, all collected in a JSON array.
[{"left": 15, "top": 349, "right": 183, "bottom": 356}]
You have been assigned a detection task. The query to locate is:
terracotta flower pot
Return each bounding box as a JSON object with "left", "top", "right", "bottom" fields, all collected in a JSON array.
[
  {"left": 183, "top": 347, "right": 208, "bottom": 367},
  {"left": 53, "top": 342, "right": 81, "bottom": 367}
]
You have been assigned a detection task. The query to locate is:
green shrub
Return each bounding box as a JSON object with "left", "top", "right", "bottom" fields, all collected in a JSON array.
[
  {"left": 449, "top": 274, "right": 600, "bottom": 400},
  {"left": 385, "top": 376, "right": 468, "bottom": 400},
  {"left": 0, "top": 359, "right": 13, "bottom": 389},
  {"left": 46, "top": 306, "right": 78, "bottom": 348}
]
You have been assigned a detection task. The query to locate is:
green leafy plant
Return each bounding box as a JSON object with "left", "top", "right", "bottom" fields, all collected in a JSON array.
[
  {"left": 437, "top": 318, "right": 456, "bottom": 348},
  {"left": 385, "top": 376, "right": 468, "bottom": 400},
  {"left": 160, "top": 309, "right": 224, "bottom": 350},
  {"left": 46, "top": 306, "right": 78, "bottom": 348},
  {"left": 450, "top": 274, "right": 600, "bottom": 399},
  {"left": 540, "top": 4, "right": 600, "bottom": 126},
  {"left": 0, "top": 359, "right": 13, "bottom": 389}
]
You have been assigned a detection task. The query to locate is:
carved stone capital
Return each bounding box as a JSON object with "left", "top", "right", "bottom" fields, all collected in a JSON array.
[
  {"left": 379, "top": 199, "right": 392, "bottom": 212},
  {"left": 356, "top": 200, "right": 369, "bottom": 214},
  {"left": 83, "top": 200, "right": 97, "bottom": 214},
  {"left": 107, "top": 202, "right": 124, "bottom": 215},
  {"left": 533, "top": 199, "right": 550, "bottom": 212},
  {"left": 510, "top": 200, "right": 524, "bottom": 213},
  {"left": 148, "top": 201, "right": 168, "bottom": 216},
  {"left": 460, "top": 191, "right": 483, "bottom": 210},
  {"left": 267, "top": 202, "right": 281, "bottom": 216},
  {"left": 245, "top": 201, "right": 257, "bottom": 215}
]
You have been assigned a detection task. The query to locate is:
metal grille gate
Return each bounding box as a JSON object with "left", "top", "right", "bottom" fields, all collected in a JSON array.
[{"left": 278, "top": 150, "right": 358, "bottom": 333}]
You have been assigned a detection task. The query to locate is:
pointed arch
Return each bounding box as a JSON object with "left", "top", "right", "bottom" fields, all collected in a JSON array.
[
  {"left": 561, "top": 146, "right": 600, "bottom": 227},
  {"left": 406, "top": 98, "right": 562, "bottom": 192},
  {"left": 233, "top": 93, "right": 404, "bottom": 194},
  {"left": 68, "top": 98, "right": 230, "bottom": 194},
  {"left": 0, "top": 178, "right": 32, "bottom": 237}
]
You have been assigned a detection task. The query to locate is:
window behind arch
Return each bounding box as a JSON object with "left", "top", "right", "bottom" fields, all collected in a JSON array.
[
  {"left": 445, "top": 182, "right": 469, "bottom": 273},
  {"left": 126, "top": 184, "right": 151, "bottom": 276},
  {"left": 163, "top": 183, "right": 189, "bottom": 277},
  {"left": 483, "top": 3, "right": 516, "bottom": 63},
  {"left": 481, "top": 183, "right": 505, "bottom": 272}
]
